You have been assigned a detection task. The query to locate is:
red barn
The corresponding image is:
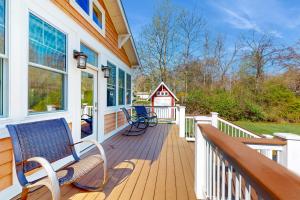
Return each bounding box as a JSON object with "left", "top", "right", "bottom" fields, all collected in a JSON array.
[{"left": 148, "top": 82, "right": 178, "bottom": 119}]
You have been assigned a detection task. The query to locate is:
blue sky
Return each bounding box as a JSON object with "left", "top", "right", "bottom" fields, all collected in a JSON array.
[{"left": 123, "top": 0, "right": 300, "bottom": 46}]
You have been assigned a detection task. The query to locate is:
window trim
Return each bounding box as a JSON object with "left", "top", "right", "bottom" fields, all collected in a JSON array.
[
  {"left": 70, "top": 0, "right": 106, "bottom": 36},
  {"left": 118, "top": 68, "right": 125, "bottom": 106},
  {"left": 106, "top": 61, "right": 117, "bottom": 107},
  {"left": 27, "top": 13, "right": 68, "bottom": 114},
  {"left": 126, "top": 73, "right": 131, "bottom": 105}
]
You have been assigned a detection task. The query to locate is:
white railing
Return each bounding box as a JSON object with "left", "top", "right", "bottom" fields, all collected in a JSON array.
[
  {"left": 217, "top": 117, "right": 260, "bottom": 138},
  {"left": 194, "top": 123, "right": 300, "bottom": 200},
  {"left": 185, "top": 116, "right": 195, "bottom": 141},
  {"left": 144, "top": 106, "right": 177, "bottom": 123}
]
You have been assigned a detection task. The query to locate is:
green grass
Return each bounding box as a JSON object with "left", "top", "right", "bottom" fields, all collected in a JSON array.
[{"left": 234, "top": 121, "right": 300, "bottom": 135}]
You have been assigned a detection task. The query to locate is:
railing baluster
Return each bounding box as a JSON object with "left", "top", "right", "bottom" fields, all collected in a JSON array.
[
  {"left": 212, "top": 149, "right": 216, "bottom": 199},
  {"left": 217, "top": 154, "right": 220, "bottom": 200},
  {"left": 227, "top": 164, "right": 232, "bottom": 200},
  {"left": 235, "top": 170, "right": 240, "bottom": 200},
  {"left": 209, "top": 144, "right": 213, "bottom": 198},
  {"left": 245, "top": 182, "right": 251, "bottom": 200},
  {"left": 222, "top": 159, "right": 225, "bottom": 200}
]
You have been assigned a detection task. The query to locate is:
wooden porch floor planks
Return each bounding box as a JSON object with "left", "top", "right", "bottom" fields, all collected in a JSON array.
[{"left": 21, "top": 124, "right": 196, "bottom": 200}]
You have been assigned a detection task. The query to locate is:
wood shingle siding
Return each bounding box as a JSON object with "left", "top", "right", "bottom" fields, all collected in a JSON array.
[
  {"left": 104, "top": 112, "right": 117, "bottom": 134},
  {"left": 51, "top": 0, "right": 131, "bottom": 66},
  {"left": 117, "top": 111, "right": 126, "bottom": 128},
  {"left": 0, "top": 138, "right": 13, "bottom": 191}
]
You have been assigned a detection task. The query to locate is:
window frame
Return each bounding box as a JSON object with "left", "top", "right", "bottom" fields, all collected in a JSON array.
[
  {"left": 70, "top": 0, "right": 106, "bottom": 36},
  {"left": 118, "top": 68, "right": 125, "bottom": 106},
  {"left": 126, "top": 73, "right": 131, "bottom": 105},
  {"left": 28, "top": 13, "right": 68, "bottom": 115},
  {"left": 106, "top": 61, "right": 116, "bottom": 107},
  {"left": 0, "top": 0, "right": 8, "bottom": 118}
]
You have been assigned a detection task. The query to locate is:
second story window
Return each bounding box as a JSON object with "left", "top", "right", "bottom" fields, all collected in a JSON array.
[
  {"left": 73, "top": 0, "right": 105, "bottom": 35},
  {"left": 118, "top": 69, "right": 125, "bottom": 105},
  {"left": 107, "top": 62, "right": 116, "bottom": 107},
  {"left": 92, "top": 3, "right": 102, "bottom": 29},
  {"left": 75, "top": 0, "right": 89, "bottom": 15},
  {"left": 80, "top": 43, "right": 98, "bottom": 67}
]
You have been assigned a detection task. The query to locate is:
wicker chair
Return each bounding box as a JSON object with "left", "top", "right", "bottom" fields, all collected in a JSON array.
[
  {"left": 134, "top": 106, "right": 158, "bottom": 127},
  {"left": 121, "top": 107, "right": 149, "bottom": 136},
  {"left": 7, "top": 118, "right": 108, "bottom": 200}
]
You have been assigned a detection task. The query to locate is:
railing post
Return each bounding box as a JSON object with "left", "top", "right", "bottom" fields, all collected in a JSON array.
[
  {"left": 176, "top": 104, "right": 180, "bottom": 125},
  {"left": 178, "top": 106, "right": 186, "bottom": 138},
  {"left": 211, "top": 112, "right": 219, "bottom": 128},
  {"left": 274, "top": 133, "right": 300, "bottom": 175},
  {"left": 194, "top": 116, "right": 208, "bottom": 199}
]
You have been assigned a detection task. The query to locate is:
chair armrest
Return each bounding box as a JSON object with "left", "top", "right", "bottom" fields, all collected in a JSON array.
[{"left": 27, "top": 157, "right": 60, "bottom": 200}]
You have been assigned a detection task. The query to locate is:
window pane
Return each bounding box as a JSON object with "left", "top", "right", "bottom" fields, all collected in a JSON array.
[
  {"left": 28, "top": 66, "right": 65, "bottom": 113},
  {"left": 93, "top": 3, "right": 102, "bottom": 29},
  {"left": 29, "top": 14, "right": 66, "bottom": 71},
  {"left": 126, "top": 74, "right": 131, "bottom": 104},
  {"left": 81, "top": 43, "right": 98, "bottom": 67},
  {"left": 118, "top": 69, "right": 125, "bottom": 105},
  {"left": 76, "top": 0, "right": 89, "bottom": 15},
  {"left": 107, "top": 62, "right": 116, "bottom": 107},
  {"left": 0, "top": 0, "right": 5, "bottom": 54}
]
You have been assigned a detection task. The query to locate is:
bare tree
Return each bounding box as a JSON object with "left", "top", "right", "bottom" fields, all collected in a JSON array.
[
  {"left": 137, "top": 0, "right": 178, "bottom": 83},
  {"left": 241, "top": 32, "right": 285, "bottom": 90},
  {"left": 177, "top": 8, "right": 205, "bottom": 97}
]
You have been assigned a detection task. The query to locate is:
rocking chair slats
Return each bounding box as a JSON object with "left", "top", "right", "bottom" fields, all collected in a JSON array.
[{"left": 120, "top": 108, "right": 149, "bottom": 136}]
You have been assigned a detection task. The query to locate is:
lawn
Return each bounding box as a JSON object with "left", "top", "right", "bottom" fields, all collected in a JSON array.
[{"left": 234, "top": 121, "right": 300, "bottom": 136}]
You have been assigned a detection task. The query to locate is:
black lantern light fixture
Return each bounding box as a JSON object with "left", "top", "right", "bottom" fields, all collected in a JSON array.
[
  {"left": 73, "top": 50, "right": 88, "bottom": 69},
  {"left": 101, "top": 65, "right": 110, "bottom": 78}
]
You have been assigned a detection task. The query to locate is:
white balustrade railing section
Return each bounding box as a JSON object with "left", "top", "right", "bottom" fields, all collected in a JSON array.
[
  {"left": 144, "top": 106, "right": 177, "bottom": 123},
  {"left": 217, "top": 117, "right": 260, "bottom": 138},
  {"left": 194, "top": 122, "right": 300, "bottom": 200}
]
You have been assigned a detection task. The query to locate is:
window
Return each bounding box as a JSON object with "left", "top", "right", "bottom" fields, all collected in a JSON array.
[
  {"left": 73, "top": 0, "right": 105, "bottom": 34},
  {"left": 92, "top": 3, "right": 102, "bottom": 29},
  {"left": 0, "top": 0, "right": 6, "bottom": 117},
  {"left": 28, "top": 14, "right": 67, "bottom": 113},
  {"left": 80, "top": 43, "right": 98, "bottom": 67},
  {"left": 118, "top": 69, "right": 125, "bottom": 105},
  {"left": 75, "top": 0, "right": 89, "bottom": 15},
  {"left": 126, "top": 74, "right": 131, "bottom": 104},
  {"left": 107, "top": 62, "right": 116, "bottom": 107}
]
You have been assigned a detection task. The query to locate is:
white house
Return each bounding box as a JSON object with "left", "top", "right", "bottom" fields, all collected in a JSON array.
[{"left": 0, "top": 0, "right": 139, "bottom": 198}]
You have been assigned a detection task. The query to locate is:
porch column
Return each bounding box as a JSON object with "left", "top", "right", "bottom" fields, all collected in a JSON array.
[
  {"left": 274, "top": 133, "right": 300, "bottom": 176},
  {"left": 176, "top": 104, "right": 180, "bottom": 125},
  {"left": 210, "top": 112, "right": 219, "bottom": 128},
  {"left": 178, "top": 106, "right": 186, "bottom": 138},
  {"left": 194, "top": 116, "right": 210, "bottom": 199}
]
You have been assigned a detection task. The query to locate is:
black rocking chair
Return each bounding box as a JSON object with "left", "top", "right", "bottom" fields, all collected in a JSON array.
[{"left": 120, "top": 108, "right": 149, "bottom": 136}]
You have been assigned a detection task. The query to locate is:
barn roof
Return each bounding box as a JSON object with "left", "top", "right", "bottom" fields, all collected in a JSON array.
[{"left": 147, "top": 82, "right": 179, "bottom": 101}]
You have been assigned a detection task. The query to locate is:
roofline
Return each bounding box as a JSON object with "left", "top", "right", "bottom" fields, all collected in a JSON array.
[
  {"left": 117, "top": 0, "right": 141, "bottom": 67},
  {"left": 147, "top": 82, "right": 179, "bottom": 101}
]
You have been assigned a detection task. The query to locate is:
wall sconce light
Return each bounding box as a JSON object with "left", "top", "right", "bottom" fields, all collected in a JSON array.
[
  {"left": 73, "top": 50, "right": 88, "bottom": 69},
  {"left": 101, "top": 65, "right": 110, "bottom": 78}
]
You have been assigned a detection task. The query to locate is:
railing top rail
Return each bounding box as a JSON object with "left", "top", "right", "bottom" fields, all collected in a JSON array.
[
  {"left": 217, "top": 117, "right": 261, "bottom": 138},
  {"left": 198, "top": 124, "right": 300, "bottom": 199},
  {"left": 235, "top": 137, "right": 287, "bottom": 146}
]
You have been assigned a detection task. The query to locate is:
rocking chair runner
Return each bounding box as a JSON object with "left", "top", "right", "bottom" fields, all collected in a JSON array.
[
  {"left": 7, "top": 118, "right": 108, "bottom": 200},
  {"left": 134, "top": 106, "right": 158, "bottom": 127},
  {"left": 121, "top": 107, "right": 149, "bottom": 136}
]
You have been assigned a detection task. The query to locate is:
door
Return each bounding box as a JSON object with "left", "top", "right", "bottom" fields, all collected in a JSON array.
[{"left": 80, "top": 69, "right": 98, "bottom": 148}]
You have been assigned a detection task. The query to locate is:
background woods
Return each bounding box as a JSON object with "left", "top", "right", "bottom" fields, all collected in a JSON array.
[{"left": 134, "top": 0, "right": 300, "bottom": 123}]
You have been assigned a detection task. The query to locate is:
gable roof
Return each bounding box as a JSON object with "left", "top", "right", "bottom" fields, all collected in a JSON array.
[
  {"left": 103, "top": 0, "right": 140, "bottom": 67},
  {"left": 147, "top": 82, "right": 179, "bottom": 101}
]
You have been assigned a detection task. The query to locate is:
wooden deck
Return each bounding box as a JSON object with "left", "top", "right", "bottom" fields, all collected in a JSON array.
[{"left": 23, "top": 124, "right": 196, "bottom": 200}]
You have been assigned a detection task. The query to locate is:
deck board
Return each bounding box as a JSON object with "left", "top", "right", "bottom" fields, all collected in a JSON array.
[{"left": 17, "top": 124, "right": 196, "bottom": 200}]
